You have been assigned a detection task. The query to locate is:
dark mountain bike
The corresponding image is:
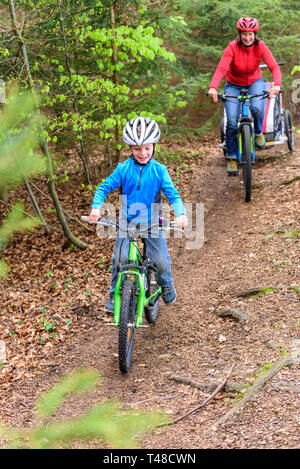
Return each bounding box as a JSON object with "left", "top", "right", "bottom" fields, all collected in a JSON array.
[
  {"left": 218, "top": 89, "right": 269, "bottom": 202},
  {"left": 219, "top": 63, "right": 295, "bottom": 202}
]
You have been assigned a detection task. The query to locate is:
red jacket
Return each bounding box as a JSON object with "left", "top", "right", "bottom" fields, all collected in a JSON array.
[{"left": 209, "top": 39, "right": 281, "bottom": 89}]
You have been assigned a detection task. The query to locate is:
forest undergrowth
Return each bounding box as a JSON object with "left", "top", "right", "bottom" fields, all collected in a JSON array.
[{"left": 0, "top": 131, "right": 299, "bottom": 449}]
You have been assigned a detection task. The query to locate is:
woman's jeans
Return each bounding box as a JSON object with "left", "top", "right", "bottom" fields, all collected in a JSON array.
[
  {"left": 224, "top": 78, "right": 265, "bottom": 159},
  {"left": 109, "top": 229, "right": 173, "bottom": 296}
]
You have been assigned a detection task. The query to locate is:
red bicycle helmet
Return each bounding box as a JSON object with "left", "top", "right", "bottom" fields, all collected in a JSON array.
[{"left": 236, "top": 17, "right": 260, "bottom": 32}]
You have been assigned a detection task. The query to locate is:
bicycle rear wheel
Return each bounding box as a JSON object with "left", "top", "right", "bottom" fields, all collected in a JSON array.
[
  {"left": 284, "top": 110, "right": 294, "bottom": 152},
  {"left": 118, "top": 278, "right": 137, "bottom": 374},
  {"left": 241, "top": 125, "right": 252, "bottom": 203},
  {"left": 145, "top": 270, "right": 160, "bottom": 324}
]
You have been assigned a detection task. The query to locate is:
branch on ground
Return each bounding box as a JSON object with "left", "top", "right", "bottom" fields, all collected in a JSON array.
[{"left": 210, "top": 351, "right": 300, "bottom": 431}]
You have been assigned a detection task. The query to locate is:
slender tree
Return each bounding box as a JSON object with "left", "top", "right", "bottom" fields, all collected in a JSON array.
[{"left": 8, "top": 0, "right": 88, "bottom": 249}]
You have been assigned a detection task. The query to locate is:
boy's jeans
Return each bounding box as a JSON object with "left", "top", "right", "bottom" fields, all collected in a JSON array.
[
  {"left": 224, "top": 78, "right": 265, "bottom": 159},
  {"left": 108, "top": 228, "right": 173, "bottom": 296}
]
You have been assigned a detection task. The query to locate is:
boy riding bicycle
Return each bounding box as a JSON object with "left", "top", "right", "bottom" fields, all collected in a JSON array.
[{"left": 88, "top": 117, "right": 188, "bottom": 313}]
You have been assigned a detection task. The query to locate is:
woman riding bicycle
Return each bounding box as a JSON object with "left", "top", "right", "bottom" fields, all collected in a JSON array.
[{"left": 208, "top": 17, "right": 282, "bottom": 175}]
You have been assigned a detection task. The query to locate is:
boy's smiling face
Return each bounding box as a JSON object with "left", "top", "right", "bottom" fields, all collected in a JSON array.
[{"left": 131, "top": 144, "right": 154, "bottom": 165}]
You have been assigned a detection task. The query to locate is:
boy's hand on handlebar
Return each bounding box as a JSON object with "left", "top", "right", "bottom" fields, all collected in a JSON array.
[
  {"left": 208, "top": 88, "right": 218, "bottom": 103},
  {"left": 88, "top": 208, "right": 101, "bottom": 223},
  {"left": 176, "top": 214, "right": 188, "bottom": 228},
  {"left": 269, "top": 85, "right": 281, "bottom": 99}
]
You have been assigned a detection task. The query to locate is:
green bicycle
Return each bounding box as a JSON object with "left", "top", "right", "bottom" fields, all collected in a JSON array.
[{"left": 81, "top": 215, "right": 182, "bottom": 374}]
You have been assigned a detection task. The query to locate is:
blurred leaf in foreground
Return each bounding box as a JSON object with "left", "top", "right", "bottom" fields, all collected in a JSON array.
[
  {"left": 0, "top": 88, "right": 45, "bottom": 277},
  {"left": 0, "top": 368, "right": 168, "bottom": 449}
]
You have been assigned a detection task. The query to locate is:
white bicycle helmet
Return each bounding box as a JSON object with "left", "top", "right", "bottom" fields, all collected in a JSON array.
[{"left": 123, "top": 116, "right": 161, "bottom": 146}]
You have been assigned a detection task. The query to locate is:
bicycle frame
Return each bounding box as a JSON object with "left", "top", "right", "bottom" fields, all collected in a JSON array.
[
  {"left": 218, "top": 62, "right": 294, "bottom": 154},
  {"left": 80, "top": 215, "right": 181, "bottom": 330},
  {"left": 113, "top": 230, "right": 162, "bottom": 329},
  {"left": 219, "top": 89, "right": 269, "bottom": 164}
]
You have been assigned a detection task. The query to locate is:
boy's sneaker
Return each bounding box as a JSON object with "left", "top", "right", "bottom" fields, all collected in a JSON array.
[
  {"left": 227, "top": 159, "right": 239, "bottom": 176},
  {"left": 104, "top": 294, "right": 114, "bottom": 315},
  {"left": 161, "top": 283, "right": 176, "bottom": 305},
  {"left": 255, "top": 133, "right": 265, "bottom": 148}
]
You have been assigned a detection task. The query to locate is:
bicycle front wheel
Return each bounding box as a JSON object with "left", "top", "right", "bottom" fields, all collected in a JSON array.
[
  {"left": 220, "top": 117, "right": 226, "bottom": 157},
  {"left": 241, "top": 125, "right": 252, "bottom": 203},
  {"left": 118, "top": 278, "right": 137, "bottom": 374}
]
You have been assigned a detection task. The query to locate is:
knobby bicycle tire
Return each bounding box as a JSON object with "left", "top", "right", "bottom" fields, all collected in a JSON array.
[
  {"left": 118, "top": 278, "right": 137, "bottom": 374},
  {"left": 220, "top": 117, "right": 226, "bottom": 157},
  {"left": 145, "top": 270, "right": 160, "bottom": 324},
  {"left": 284, "top": 110, "right": 295, "bottom": 152},
  {"left": 242, "top": 125, "right": 252, "bottom": 203}
]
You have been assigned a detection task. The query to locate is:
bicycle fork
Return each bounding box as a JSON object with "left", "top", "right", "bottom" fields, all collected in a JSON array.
[
  {"left": 113, "top": 270, "right": 161, "bottom": 329},
  {"left": 237, "top": 119, "right": 256, "bottom": 163}
]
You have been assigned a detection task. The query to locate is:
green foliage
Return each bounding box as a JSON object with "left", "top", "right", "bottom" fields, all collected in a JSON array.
[
  {"left": 292, "top": 65, "right": 300, "bottom": 74},
  {"left": 1, "top": 0, "right": 186, "bottom": 156},
  {"left": 0, "top": 93, "right": 45, "bottom": 187},
  {"left": 36, "top": 369, "right": 99, "bottom": 418},
  {"left": 41, "top": 317, "right": 56, "bottom": 332},
  {"left": 1, "top": 0, "right": 299, "bottom": 161},
  {"left": 279, "top": 345, "right": 287, "bottom": 357},
  {"left": 0, "top": 369, "right": 167, "bottom": 449},
  {"left": 0, "top": 202, "right": 40, "bottom": 246},
  {"left": 255, "top": 361, "right": 274, "bottom": 376},
  {"left": 264, "top": 229, "right": 299, "bottom": 241},
  {"left": 0, "top": 90, "right": 45, "bottom": 277},
  {"left": 282, "top": 229, "right": 299, "bottom": 239},
  {"left": 171, "top": 0, "right": 300, "bottom": 86},
  {"left": 255, "top": 287, "right": 277, "bottom": 297}
]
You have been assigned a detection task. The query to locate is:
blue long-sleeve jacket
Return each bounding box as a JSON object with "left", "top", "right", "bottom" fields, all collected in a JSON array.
[{"left": 92, "top": 157, "right": 186, "bottom": 223}]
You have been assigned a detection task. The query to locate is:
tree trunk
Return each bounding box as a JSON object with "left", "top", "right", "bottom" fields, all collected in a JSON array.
[
  {"left": 110, "top": 4, "right": 121, "bottom": 163},
  {"left": 24, "top": 178, "right": 50, "bottom": 234},
  {"left": 8, "top": 0, "right": 88, "bottom": 249}
]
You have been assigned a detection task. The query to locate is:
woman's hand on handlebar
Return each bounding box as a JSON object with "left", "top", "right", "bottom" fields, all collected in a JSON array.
[
  {"left": 208, "top": 87, "right": 218, "bottom": 103},
  {"left": 88, "top": 208, "right": 101, "bottom": 223},
  {"left": 269, "top": 85, "right": 281, "bottom": 99}
]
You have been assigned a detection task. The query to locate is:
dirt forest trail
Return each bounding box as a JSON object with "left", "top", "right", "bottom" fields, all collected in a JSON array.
[{"left": 0, "top": 133, "right": 299, "bottom": 449}]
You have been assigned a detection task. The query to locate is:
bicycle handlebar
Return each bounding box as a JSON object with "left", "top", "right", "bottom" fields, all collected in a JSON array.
[
  {"left": 80, "top": 215, "right": 184, "bottom": 235},
  {"left": 217, "top": 90, "right": 270, "bottom": 102}
]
